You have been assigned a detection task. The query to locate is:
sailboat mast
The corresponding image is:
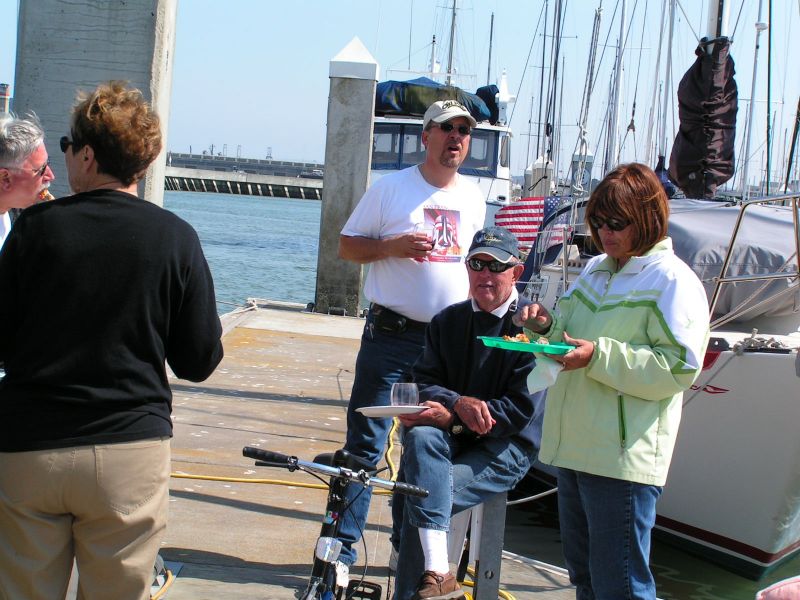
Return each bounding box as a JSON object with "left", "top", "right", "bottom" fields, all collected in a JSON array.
[
  {"left": 740, "top": 0, "right": 767, "bottom": 201},
  {"left": 645, "top": 0, "right": 668, "bottom": 166},
  {"left": 604, "top": 0, "right": 627, "bottom": 174},
  {"left": 658, "top": 0, "right": 676, "bottom": 160},
  {"left": 766, "top": 0, "right": 773, "bottom": 194},
  {"left": 430, "top": 35, "right": 438, "bottom": 76},
  {"left": 487, "top": 13, "right": 494, "bottom": 85},
  {"left": 703, "top": 0, "right": 731, "bottom": 49},
  {"left": 784, "top": 96, "right": 800, "bottom": 194},
  {"left": 446, "top": 0, "right": 457, "bottom": 87},
  {"left": 536, "top": 0, "right": 549, "bottom": 158}
]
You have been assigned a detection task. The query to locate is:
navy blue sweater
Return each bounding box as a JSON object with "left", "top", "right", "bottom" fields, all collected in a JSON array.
[
  {"left": 0, "top": 190, "right": 223, "bottom": 451},
  {"left": 412, "top": 299, "right": 544, "bottom": 447}
]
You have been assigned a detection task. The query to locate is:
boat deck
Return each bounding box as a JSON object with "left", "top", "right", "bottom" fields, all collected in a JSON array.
[{"left": 158, "top": 303, "right": 575, "bottom": 598}]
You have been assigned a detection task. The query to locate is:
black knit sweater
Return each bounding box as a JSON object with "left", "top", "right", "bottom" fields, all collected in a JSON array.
[
  {"left": 0, "top": 190, "right": 223, "bottom": 451},
  {"left": 412, "top": 299, "right": 543, "bottom": 447}
]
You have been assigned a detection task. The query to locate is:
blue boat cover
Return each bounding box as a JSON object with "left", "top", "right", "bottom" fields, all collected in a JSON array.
[{"left": 375, "top": 77, "right": 493, "bottom": 124}]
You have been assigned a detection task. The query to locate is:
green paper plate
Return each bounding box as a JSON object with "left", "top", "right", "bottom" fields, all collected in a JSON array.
[{"left": 478, "top": 336, "right": 575, "bottom": 355}]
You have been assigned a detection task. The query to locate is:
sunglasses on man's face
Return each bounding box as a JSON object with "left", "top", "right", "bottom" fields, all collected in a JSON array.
[
  {"left": 4, "top": 159, "right": 49, "bottom": 178},
  {"left": 32, "top": 159, "right": 50, "bottom": 178},
  {"left": 60, "top": 136, "right": 73, "bottom": 153},
  {"left": 436, "top": 122, "right": 471, "bottom": 136},
  {"left": 589, "top": 215, "right": 631, "bottom": 232},
  {"left": 467, "top": 257, "right": 518, "bottom": 273}
]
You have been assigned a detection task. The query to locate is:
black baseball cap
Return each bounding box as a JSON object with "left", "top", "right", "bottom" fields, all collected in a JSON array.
[{"left": 466, "top": 226, "right": 521, "bottom": 263}]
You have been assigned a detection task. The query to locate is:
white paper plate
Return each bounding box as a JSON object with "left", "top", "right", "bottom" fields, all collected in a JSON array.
[{"left": 356, "top": 405, "right": 427, "bottom": 418}]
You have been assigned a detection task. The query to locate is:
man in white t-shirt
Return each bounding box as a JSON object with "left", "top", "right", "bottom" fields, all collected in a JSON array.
[
  {"left": 0, "top": 113, "right": 55, "bottom": 250},
  {"left": 336, "top": 100, "right": 486, "bottom": 571}
]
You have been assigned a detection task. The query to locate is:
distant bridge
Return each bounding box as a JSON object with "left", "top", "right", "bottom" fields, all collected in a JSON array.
[{"left": 164, "top": 166, "right": 323, "bottom": 201}]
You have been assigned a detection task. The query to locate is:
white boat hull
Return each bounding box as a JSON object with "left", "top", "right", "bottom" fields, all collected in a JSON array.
[{"left": 655, "top": 332, "right": 800, "bottom": 578}]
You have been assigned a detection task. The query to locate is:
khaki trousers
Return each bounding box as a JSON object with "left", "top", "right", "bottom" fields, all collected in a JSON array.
[{"left": 0, "top": 438, "right": 170, "bottom": 600}]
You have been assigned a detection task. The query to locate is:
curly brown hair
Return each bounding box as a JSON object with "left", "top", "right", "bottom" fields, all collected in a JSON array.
[
  {"left": 70, "top": 81, "right": 162, "bottom": 186},
  {"left": 585, "top": 162, "right": 670, "bottom": 257}
]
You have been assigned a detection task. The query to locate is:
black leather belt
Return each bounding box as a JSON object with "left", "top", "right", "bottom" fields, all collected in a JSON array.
[{"left": 370, "top": 303, "right": 428, "bottom": 334}]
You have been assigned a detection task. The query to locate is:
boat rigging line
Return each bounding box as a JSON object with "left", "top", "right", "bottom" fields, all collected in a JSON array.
[
  {"left": 644, "top": 0, "right": 668, "bottom": 167},
  {"left": 739, "top": 0, "right": 767, "bottom": 201},
  {"left": 674, "top": 0, "right": 703, "bottom": 44},
  {"left": 520, "top": 2, "right": 548, "bottom": 170},
  {"left": 603, "top": 0, "right": 627, "bottom": 174},
  {"left": 569, "top": 5, "right": 603, "bottom": 199},
  {"left": 618, "top": 0, "right": 650, "bottom": 162}
]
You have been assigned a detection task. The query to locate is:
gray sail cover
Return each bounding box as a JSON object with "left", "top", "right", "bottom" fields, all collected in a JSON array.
[
  {"left": 668, "top": 199, "right": 798, "bottom": 320},
  {"left": 669, "top": 38, "right": 738, "bottom": 199}
]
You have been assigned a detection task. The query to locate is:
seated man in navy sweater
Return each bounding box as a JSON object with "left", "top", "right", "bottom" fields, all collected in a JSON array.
[{"left": 392, "top": 227, "right": 544, "bottom": 600}]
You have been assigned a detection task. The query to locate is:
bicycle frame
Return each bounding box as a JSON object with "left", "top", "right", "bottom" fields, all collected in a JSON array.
[{"left": 243, "top": 446, "right": 427, "bottom": 600}]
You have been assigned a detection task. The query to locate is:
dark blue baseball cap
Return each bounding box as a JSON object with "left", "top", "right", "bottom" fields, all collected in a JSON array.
[{"left": 466, "top": 226, "right": 521, "bottom": 263}]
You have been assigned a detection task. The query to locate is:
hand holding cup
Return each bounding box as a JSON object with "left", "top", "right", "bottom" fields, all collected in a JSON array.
[{"left": 412, "top": 223, "right": 435, "bottom": 261}]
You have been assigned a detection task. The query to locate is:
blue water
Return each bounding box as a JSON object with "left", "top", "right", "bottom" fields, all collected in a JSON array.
[
  {"left": 165, "top": 191, "right": 321, "bottom": 312},
  {"left": 164, "top": 190, "right": 800, "bottom": 599}
]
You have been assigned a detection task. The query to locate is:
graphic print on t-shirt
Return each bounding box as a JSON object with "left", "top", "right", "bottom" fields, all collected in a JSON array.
[{"left": 421, "top": 208, "right": 463, "bottom": 263}]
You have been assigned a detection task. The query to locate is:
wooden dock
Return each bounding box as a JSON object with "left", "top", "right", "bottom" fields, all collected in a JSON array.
[{"left": 158, "top": 303, "right": 575, "bottom": 599}]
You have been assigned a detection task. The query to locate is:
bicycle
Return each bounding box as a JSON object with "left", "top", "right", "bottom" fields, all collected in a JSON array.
[{"left": 243, "top": 446, "right": 428, "bottom": 600}]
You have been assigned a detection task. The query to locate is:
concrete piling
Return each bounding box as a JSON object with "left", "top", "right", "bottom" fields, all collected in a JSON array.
[
  {"left": 313, "top": 38, "right": 378, "bottom": 316},
  {"left": 12, "top": 0, "right": 177, "bottom": 204}
]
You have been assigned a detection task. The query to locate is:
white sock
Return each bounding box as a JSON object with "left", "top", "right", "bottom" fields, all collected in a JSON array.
[{"left": 418, "top": 528, "right": 450, "bottom": 574}]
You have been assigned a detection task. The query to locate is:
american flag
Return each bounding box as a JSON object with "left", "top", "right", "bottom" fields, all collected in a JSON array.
[
  {"left": 542, "top": 196, "right": 568, "bottom": 247},
  {"left": 493, "top": 197, "right": 545, "bottom": 251},
  {"left": 494, "top": 196, "right": 566, "bottom": 251}
]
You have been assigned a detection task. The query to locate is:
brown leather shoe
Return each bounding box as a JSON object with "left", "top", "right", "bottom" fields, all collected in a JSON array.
[{"left": 411, "top": 570, "right": 464, "bottom": 600}]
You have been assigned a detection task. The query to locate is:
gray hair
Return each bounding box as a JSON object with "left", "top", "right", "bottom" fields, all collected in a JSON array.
[{"left": 0, "top": 112, "right": 45, "bottom": 169}]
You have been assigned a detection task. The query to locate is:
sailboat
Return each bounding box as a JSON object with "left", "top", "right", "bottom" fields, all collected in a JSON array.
[{"left": 519, "top": 0, "right": 800, "bottom": 579}]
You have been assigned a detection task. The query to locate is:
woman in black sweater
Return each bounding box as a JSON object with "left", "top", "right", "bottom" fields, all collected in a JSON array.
[{"left": 0, "top": 81, "right": 223, "bottom": 599}]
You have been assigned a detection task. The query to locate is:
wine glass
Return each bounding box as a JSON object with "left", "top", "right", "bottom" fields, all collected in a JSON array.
[
  {"left": 390, "top": 382, "right": 419, "bottom": 406},
  {"left": 414, "top": 222, "right": 435, "bottom": 245}
]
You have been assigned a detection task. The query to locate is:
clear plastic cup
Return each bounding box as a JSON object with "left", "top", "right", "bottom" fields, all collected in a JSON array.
[{"left": 390, "top": 382, "right": 419, "bottom": 406}]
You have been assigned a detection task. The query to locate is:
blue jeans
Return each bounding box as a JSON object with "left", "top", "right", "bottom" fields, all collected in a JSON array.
[
  {"left": 336, "top": 310, "right": 427, "bottom": 566},
  {"left": 392, "top": 426, "right": 534, "bottom": 600},
  {"left": 557, "top": 468, "right": 663, "bottom": 600}
]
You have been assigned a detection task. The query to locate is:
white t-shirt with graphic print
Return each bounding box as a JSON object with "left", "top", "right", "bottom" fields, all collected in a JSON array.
[{"left": 341, "top": 165, "right": 486, "bottom": 322}]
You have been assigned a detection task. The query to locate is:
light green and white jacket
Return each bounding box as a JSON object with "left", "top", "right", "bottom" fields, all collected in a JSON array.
[{"left": 529, "top": 238, "right": 710, "bottom": 486}]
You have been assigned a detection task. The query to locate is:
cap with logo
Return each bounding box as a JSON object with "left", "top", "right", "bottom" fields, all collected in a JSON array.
[
  {"left": 422, "top": 100, "right": 478, "bottom": 130},
  {"left": 466, "top": 226, "right": 521, "bottom": 263}
]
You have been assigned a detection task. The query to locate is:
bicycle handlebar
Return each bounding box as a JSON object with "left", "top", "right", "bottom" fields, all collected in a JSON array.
[{"left": 243, "top": 446, "right": 429, "bottom": 498}]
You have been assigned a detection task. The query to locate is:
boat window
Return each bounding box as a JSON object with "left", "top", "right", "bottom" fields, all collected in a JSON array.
[
  {"left": 460, "top": 129, "right": 498, "bottom": 177},
  {"left": 402, "top": 130, "right": 426, "bottom": 166},
  {"left": 372, "top": 122, "right": 499, "bottom": 177},
  {"left": 372, "top": 123, "right": 402, "bottom": 169},
  {"left": 499, "top": 134, "right": 509, "bottom": 168}
]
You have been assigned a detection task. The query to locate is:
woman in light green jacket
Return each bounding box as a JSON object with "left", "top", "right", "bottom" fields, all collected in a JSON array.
[{"left": 515, "top": 163, "right": 709, "bottom": 600}]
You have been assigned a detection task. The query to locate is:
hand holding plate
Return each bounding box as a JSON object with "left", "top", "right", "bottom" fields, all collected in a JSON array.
[{"left": 552, "top": 331, "right": 594, "bottom": 371}]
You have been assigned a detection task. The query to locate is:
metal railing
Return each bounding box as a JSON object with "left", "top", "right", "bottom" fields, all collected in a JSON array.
[{"left": 709, "top": 193, "right": 800, "bottom": 329}]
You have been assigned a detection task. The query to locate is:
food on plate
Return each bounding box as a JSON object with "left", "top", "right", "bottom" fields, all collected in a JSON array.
[
  {"left": 537, "top": 336, "right": 549, "bottom": 345},
  {"left": 502, "top": 333, "right": 530, "bottom": 343}
]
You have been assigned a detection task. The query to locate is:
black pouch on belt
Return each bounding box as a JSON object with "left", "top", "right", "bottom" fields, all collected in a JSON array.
[{"left": 371, "top": 304, "right": 407, "bottom": 335}]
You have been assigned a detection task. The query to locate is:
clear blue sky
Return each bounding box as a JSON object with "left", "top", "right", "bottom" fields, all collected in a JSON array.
[{"left": 2, "top": 1, "right": 798, "bottom": 187}]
